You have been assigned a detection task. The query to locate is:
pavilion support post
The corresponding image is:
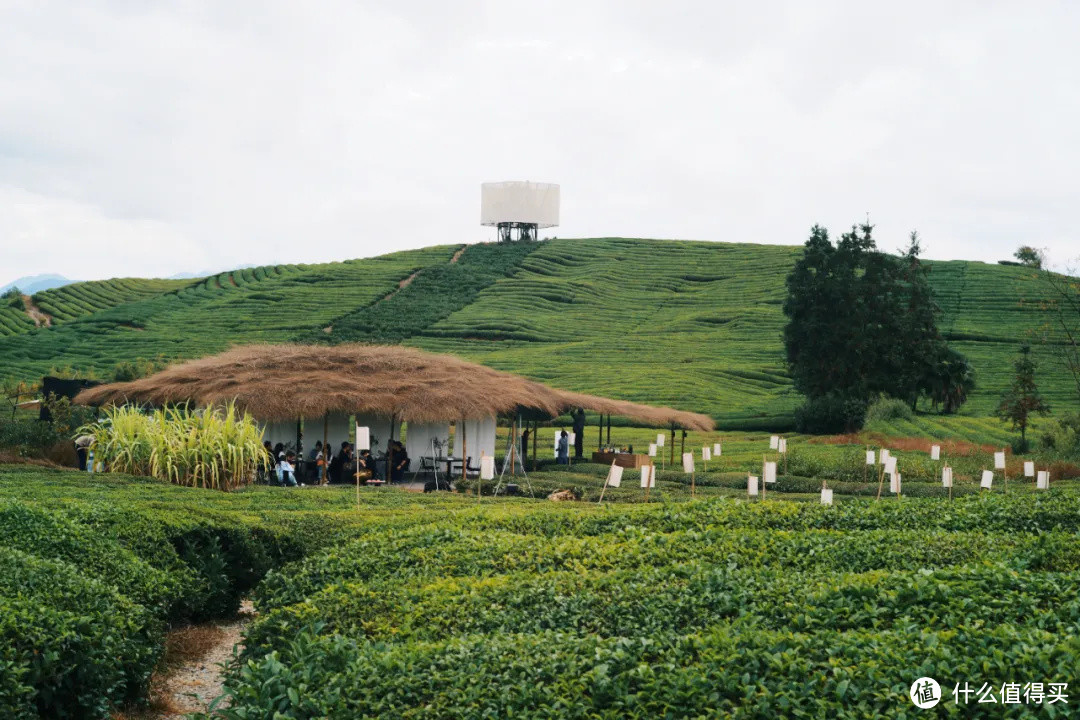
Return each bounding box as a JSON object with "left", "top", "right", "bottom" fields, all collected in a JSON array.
[
  {"left": 669, "top": 423, "right": 675, "bottom": 466},
  {"left": 322, "top": 413, "right": 329, "bottom": 484},
  {"left": 606, "top": 414, "right": 611, "bottom": 445},
  {"left": 532, "top": 420, "right": 538, "bottom": 471},
  {"left": 510, "top": 418, "right": 517, "bottom": 477},
  {"left": 387, "top": 415, "right": 396, "bottom": 485},
  {"left": 598, "top": 414, "right": 603, "bottom": 450}
]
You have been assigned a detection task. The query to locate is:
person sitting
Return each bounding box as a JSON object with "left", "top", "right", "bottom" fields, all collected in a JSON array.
[
  {"left": 357, "top": 449, "right": 381, "bottom": 484},
  {"left": 278, "top": 451, "right": 301, "bottom": 487},
  {"left": 557, "top": 430, "right": 569, "bottom": 464},
  {"left": 390, "top": 440, "right": 410, "bottom": 482}
]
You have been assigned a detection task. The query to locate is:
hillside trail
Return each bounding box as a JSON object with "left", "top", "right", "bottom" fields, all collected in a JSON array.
[
  {"left": 119, "top": 600, "right": 255, "bottom": 719},
  {"left": 21, "top": 294, "right": 51, "bottom": 327}
]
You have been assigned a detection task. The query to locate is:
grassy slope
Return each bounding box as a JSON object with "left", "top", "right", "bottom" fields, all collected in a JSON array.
[{"left": 0, "top": 238, "right": 1073, "bottom": 426}]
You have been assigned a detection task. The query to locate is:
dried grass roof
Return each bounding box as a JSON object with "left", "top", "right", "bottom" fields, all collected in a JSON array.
[{"left": 75, "top": 344, "right": 714, "bottom": 430}]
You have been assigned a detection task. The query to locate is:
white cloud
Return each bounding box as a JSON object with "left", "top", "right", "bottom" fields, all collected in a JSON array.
[{"left": 1, "top": 0, "right": 1078, "bottom": 286}]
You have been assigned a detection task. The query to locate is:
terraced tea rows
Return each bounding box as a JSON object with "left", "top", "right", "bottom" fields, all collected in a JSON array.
[{"left": 1, "top": 238, "right": 1074, "bottom": 427}]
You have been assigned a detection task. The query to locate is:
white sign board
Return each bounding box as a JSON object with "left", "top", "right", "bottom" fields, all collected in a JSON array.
[
  {"left": 480, "top": 455, "right": 495, "bottom": 480},
  {"left": 702, "top": 447, "right": 711, "bottom": 461},
  {"left": 682, "top": 452, "right": 695, "bottom": 474},
  {"left": 1037, "top": 470, "right": 1049, "bottom": 490},
  {"left": 656, "top": 433, "right": 665, "bottom": 447},
  {"left": 764, "top": 461, "right": 777, "bottom": 484},
  {"left": 880, "top": 449, "right": 890, "bottom": 464},
  {"left": 778, "top": 438, "right": 787, "bottom": 454},
  {"left": 648, "top": 443, "right": 657, "bottom": 457},
  {"left": 355, "top": 425, "right": 371, "bottom": 451},
  {"left": 981, "top": 470, "right": 994, "bottom": 489},
  {"left": 769, "top": 435, "right": 779, "bottom": 450},
  {"left": 640, "top": 465, "right": 656, "bottom": 488},
  {"left": 748, "top": 476, "right": 759, "bottom": 496},
  {"left": 890, "top": 473, "right": 901, "bottom": 494},
  {"left": 942, "top": 467, "right": 953, "bottom": 487},
  {"left": 713, "top": 442, "right": 722, "bottom": 456},
  {"left": 866, "top": 450, "right": 876, "bottom": 465},
  {"left": 994, "top": 452, "right": 1006, "bottom": 470},
  {"left": 931, "top": 445, "right": 940, "bottom": 460},
  {"left": 1024, "top": 461, "right": 1035, "bottom": 477},
  {"left": 885, "top": 456, "right": 897, "bottom": 474},
  {"left": 608, "top": 465, "right": 623, "bottom": 488},
  {"left": 821, "top": 487, "right": 834, "bottom": 505}
]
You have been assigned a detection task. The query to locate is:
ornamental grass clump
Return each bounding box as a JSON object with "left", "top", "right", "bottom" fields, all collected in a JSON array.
[{"left": 78, "top": 401, "right": 265, "bottom": 490}]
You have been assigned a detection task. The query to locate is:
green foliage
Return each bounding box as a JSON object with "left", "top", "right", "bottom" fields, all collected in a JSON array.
[
  {"left": 1014, "top": 245, "right": 1044, "bottom": 268},
  {"left": 794, "top": 391, "right": 867, "bottom": 434},
  {"left": 783, "top": 225, "right": 965, "bottom": 427},
  {"left": 78, "top": 402, "right": 267, "bottom": 490},
  {"left": 864, "top": 395, "right": 915, "bottom": 425},
  {"left": 110, "top": 355, "right": 169, "bottom": 382},
  {"left": 3, "top": 288, "right": 25, "bottom": 311},
  {"left": 998, "top": 344, "right": 1051, "bottom": 443}
]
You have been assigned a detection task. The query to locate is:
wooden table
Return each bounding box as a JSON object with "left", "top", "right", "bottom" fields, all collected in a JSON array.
[{"left": 592, "top": 452, "right": 649, "bottom": 469}]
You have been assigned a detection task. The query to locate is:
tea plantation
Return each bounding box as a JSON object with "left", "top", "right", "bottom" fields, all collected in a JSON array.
[
  {"left": 0, "top": 239, "right": 1072, "bottom": 427},
  {"left": 2, "top": 463, "right": 1079, "bottom": 718}
]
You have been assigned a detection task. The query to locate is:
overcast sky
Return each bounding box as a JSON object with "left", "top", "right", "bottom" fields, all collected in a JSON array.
[{"left": 1, "top": 1, "right": 1078, "bottom": 286}]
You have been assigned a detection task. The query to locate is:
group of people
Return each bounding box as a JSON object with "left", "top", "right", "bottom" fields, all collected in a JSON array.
[{"left": 262, "top": 438, "right": 410, "bottom": 486}]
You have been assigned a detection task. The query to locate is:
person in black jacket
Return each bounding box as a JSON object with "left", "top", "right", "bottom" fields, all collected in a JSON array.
[{"left": 329, "top": 441, "right": 352, "bottom": 484}]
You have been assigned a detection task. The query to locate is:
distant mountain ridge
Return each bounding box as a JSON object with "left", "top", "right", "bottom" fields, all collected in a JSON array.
[{"left": 0, "top": 274, "right": 74, "bottom": 296}]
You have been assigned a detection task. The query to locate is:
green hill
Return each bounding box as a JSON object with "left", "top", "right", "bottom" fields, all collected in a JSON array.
[{"left": 0, "top": 238, "right": 1072, "bottom": 428}]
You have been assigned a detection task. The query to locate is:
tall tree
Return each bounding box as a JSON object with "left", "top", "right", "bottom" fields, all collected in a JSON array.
[
  {"left": 784, "top": 223, "right": 968, "bottom": 430},
  {"left": 1014, "top": 246, "right": 1044, "bottom": 268},
  {"left": 997, "top": 345, "right": 1050, "bottom": 445}
]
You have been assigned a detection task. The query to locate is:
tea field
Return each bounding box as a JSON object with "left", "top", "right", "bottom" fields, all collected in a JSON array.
[
  {"left": 0, "top": 238, "right": 1074, "bottom": 427},
  {"left": 3, "top": 464, "right": 1077, "bottom": 719}
]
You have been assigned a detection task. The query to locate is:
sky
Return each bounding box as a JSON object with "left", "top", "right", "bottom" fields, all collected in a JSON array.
[{"left": 1, "top": 0, "right": 1078, "bottom": 287}]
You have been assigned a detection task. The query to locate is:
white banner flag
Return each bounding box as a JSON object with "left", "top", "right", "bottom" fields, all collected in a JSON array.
[
  {"left": 702, "top": 447, "right": 711, "bottom": 461},
  {"left": 994, "top": 452, "right": 1006, "bottom": 470},
  {"left": 682, "top": 452, "right": 695, "bottom": 474},
  {"left": 866, "top": 450, "right": 876, "bottom": 465},
  {"left": 713, "top": 442, "right": 722, "bottom": 456},
  {"left": 1024, "top": 461, "right": 1035, "bottom": 477},
  {"left": 480, "top": 455, "right": 495, "bottom": 480},
  {"left": 778, "top": 438, "right": 787, "bottom": 454},
  {"left": 608, "top": 465, "right": 623, "bottom": 488},
  {"left": 981, "top": 470, "right": 994, "bottom": 489},
  {"left": 931, "top": 445, "right": 940, "bottom": 460},
  {"left": 942, "top": 467, "right": 953, "bottom": 488},
  {"left": 748, "top": 475, "right": 759, "bottom": 496},
  {"left": 656, "top": 433, "right": 665, "bottom": 447},
  {"left": 648, "top": 443, "right": 657, "bottom": 457},
  {"left": 355, "top": 425, "right": 371, "bottom": 451},
  {"left": 821, "top": 487, "right": 834, "bottom": 505},
  {"left": 1037, "top": 470, "right": 1049, "bottom": 490},
  {"left": 640, "top": 465, "right": 656, "bottom": 488},
  {"left": 764, "top": 461, "right": 777, "bottom": 484},
  {"left": 890, "top": 472, "right": 901, "bottom": 494},
  {"left": 885, "top": 456, "right": 897, "bottom": 474},
  {"left": 880, "top": 449, "right": 890, "bottom": 464},
  {"left": 769, "top": 435, "right": 779, "bottom": 450}
]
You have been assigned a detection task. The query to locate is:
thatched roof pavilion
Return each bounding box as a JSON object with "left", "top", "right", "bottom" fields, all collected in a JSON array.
[{"left": 74, "top": 344, "right": 715, "bottom": 431}]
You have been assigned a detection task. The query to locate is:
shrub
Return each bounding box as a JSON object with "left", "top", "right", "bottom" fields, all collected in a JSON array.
[
  {"left": 863, "top": 395, "right": 914, "bottom": 425},
  {"left": 794, "top": 392, "right": 867, "bottom": 434},
  {"left": 78, "top": 402, "right": 267, "bottom": 490},
  {"left": 0, "top": 547, "right": 163, "bottom": 718}
]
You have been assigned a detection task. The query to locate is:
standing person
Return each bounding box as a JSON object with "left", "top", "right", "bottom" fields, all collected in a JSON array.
[
  {"left": 557, "top": 430, "right": 569, "bottom": 465},
  {"left": 520, "top": 426, "right": 530, "bottom": 467},
  {"left": 262, "top": 441, "right": 275, "bottom": 483},
  {"left": 572, "top": 408, "right": 586, "bottom": 459}
]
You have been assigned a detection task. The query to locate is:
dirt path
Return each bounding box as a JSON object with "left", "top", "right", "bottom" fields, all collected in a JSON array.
[
  {"left": 121, "top": 601, "right": 255, "bottom": 719},
  {"left": 449, "top": 246, "right": 467, "bottom": 264},
  {"left": 21, "top": 295, "right": 52, "bottom": 327}
]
